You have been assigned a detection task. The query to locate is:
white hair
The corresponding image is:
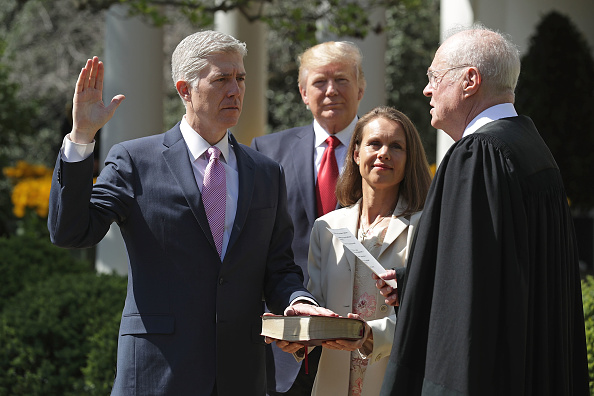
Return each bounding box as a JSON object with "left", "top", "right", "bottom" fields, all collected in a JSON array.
[
  {"left": 442, "top": 24, "right": 521, "bottom": 97},
  {"left": 171, "top": 30, "right": 247, "bottom": 98}
]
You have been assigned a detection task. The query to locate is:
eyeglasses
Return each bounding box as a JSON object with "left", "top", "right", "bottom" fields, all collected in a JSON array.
[{"left": 426, "top": 65, "right": 472, "bottom": 89}]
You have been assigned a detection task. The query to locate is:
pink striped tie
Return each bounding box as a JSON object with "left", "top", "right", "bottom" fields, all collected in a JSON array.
[{"left": 202, "top": 146, "right": 226, "bottom": 258}]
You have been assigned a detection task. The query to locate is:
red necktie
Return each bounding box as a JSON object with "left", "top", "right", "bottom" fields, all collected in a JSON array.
[
  {"left": 202, "top": 146, "right": 226, "bottom": 258},
  {"left": 316, "top": 136, "right": 340, "bottom": 217}
]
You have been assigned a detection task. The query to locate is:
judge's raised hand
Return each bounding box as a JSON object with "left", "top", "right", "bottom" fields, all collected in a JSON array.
[
  {"left": 70, "top": 56, "right": 125, "bottom": 144},
  {"left": 373, "top": 270, "right": 399, "bottom": 306}
]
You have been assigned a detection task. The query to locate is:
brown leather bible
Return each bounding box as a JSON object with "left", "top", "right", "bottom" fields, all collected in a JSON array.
[{"left": 261, "top": 315, "right": 364, "bottom": 346}]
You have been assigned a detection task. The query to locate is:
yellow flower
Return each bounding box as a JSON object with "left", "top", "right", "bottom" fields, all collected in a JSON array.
[
  {"left": 4, "top": 162, "right": 53, "bottom": 218},
  {"left": 4, "top": 161, "right": 97, "bottom": 219}
]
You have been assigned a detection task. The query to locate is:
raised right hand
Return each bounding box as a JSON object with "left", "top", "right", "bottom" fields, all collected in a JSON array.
[{"left": 70, "top": 56, "right": 125, "bottom": 144}]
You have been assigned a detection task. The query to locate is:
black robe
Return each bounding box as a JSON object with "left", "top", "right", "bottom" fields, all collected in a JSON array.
[{"left": 381, "top": 116, "right": 589, "bottom": 396}]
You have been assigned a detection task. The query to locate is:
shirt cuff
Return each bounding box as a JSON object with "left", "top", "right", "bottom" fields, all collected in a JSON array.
[
  {"left": 289, "top": 297, "right": 318, "bottom": 307},
  {"left": 61, "top": 134, "right": 95, "bottom": 163}
]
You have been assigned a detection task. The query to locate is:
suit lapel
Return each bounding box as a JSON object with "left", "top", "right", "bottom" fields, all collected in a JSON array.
[
  {"left": 336, "top": 203, "right": 360, "bottom": 275},
  {"left": 291, "top": 126, "right": 317, "bottom": 224},
  {"left": 378, "top": 197, "right": 410, "bottom": 258},
  {"left": 330, "top": 200, "right": 411, "bottom": 276},
  {"left": 161, "top": 125, "right": 215, "bottom": 250},
  {"left": 226, "top": 134, "right": 254, "bottom": 255}
]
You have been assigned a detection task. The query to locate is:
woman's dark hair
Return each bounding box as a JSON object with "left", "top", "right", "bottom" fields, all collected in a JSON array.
[{"left": 335, "top": 106, "right": 432, "bottom": 217}]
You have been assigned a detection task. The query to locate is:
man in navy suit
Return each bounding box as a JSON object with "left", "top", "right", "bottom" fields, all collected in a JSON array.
[
  {"left": 48, "top": 30, "right": 333, "bottom": 396},
  {"left": 252, "top": 41, "right": 366, "bottom": 396}
]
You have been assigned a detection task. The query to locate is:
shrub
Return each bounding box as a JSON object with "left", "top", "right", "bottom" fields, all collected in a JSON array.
[
  {"left": 582, "top": 275, "right": 594, "bottom": 394},
  {"left": 0, "top": 235, "right": 91, "bottom": 312},
  {"left": 81, "top": 310, "right": 123, "bottom": 395},
  {"left": 0, "top": 39, "right": 39, "bottom": 237},
  {"left": 516, "top": 11, "right": 594, "bottom": 210},
  {"left": 385, "top": 0, "right": 439, "bottom": 164},
  {"left": 0, "top": 272, "right": 126, "bottom": 395}
]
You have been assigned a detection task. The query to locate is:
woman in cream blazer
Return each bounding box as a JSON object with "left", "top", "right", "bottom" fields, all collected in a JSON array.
[
  {"left": 304, "top": 107, "right": 431, "bottom": 396},
  {"left": 308, "top": 198, "right": 422, "bottom": 395}
]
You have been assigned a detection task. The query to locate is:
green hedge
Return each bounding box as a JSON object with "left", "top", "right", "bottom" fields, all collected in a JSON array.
[
  {"left": 0, "top": 235, "right": 90, "bottom": 311},
  {"left": 2, "top": 235, "right": 594, "bottom": 394},
  {"left": 516, "top": 11, "right": 594, "bottom": 210},
  {"left": 81, "top": 310, "right": 123, "bottom": 395},
  {"left": 582, "top": 275, "right": 594, "bottom": 394},
  {"left": 0, "top": 235, "right": 126, "bottom": 395},
  {"left": 0, "top": 272, "right": 126, "bottom": 395}
]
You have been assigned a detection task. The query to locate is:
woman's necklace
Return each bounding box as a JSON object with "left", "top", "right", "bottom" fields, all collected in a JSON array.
[{"left": 359, "top": 211, "right": 393, "bottom": 239}]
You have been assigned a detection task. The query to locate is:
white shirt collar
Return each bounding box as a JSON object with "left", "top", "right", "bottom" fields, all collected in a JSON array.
[
  {"left": 180, "top": 116, "right": 231, "bottom": 163},
  {"left": 313, "top": 116, "right": 358, "bottom": 148},
  {"left": 463, "top": 103, "right": 518, "bottom": 137}
]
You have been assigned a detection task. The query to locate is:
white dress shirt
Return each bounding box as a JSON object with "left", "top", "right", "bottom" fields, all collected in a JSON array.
[
  {"left": 180, "top": 117, "right": 239, "bottom": 260},
  {"left": 313, "top": 116, "right": 357, "bottom": 182},
  {"left": 463, "top": 102, "right": 518, "bottom": 138}
]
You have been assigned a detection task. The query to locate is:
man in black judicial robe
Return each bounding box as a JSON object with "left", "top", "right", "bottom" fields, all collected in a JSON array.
[{"left": 375, "top": 25, "right": 589, "bottom": 396}]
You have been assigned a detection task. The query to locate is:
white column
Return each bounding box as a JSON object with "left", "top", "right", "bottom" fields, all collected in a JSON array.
[
  {"left": 96, "top": 5, "right": 164, "bottom": 275},
  {"left": 436, "top": 0, "right": 474, "bottom": 165},
  {"left": 215, "top": 8, "right": 268, "bottom": 145},
  {"left": 351, "top": 7, "right": 387, "bottom": 114}
]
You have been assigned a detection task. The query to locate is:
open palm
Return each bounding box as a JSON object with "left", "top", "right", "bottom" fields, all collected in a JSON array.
[{"left": 71, "top": 56, "right": 125, "bottom": 143}]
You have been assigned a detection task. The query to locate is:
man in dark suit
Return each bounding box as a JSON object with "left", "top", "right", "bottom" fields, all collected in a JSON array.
[
  {"left": 48, "top": 30, "right": 333, "bottom": 396},
  {"left": 251, "top": 41, "right": 365, "bottom": 396},
  {"left": 375, "top": 25, "right": 589, "bottom": 396}
]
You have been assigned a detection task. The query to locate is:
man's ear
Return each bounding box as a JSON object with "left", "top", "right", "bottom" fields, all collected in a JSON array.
[
  {"left": 463, "top": 67, "right": 481, "bottom": 96},
  {"left": 299, "top": 85, "right": 309, "bottom": 106},
  {"left": 176, "top": 81, "right": 191, "bottom": 101}
]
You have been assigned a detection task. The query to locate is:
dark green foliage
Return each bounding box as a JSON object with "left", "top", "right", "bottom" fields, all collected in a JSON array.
[
  {"left": 515, "top": 11, "right": 594, "bottom": 210},
  {"left": 265, "top": 30, "right": 314, "bottom": 134},
  {"left": 581, "top": 275, "right": 594, "bottom": 393},
  {"left": 0, "top": 235, "right": 91, "bottom": 312},
  {"left": 0, "top": 235, "right": 125, "bottom": 394},
  {"left": 0, "top": 41, "right": 34, "bottom": 150},
  {"left": 13, "top": 210, "right": 51, "bottom": 240},
  {"left": 385, "top": 0, "right": 439, "bottom": 164},
  {"left": 75, "top": 0, "right": 418, "bottom": 42},
  {"left": 81, "top": 310, "right": 122, "bottom": 395},
  {"left": 1, "top": 0, "right": 101, "bottom": 168},
  {"left": 260, "top": 1, "right": 321, "bottom": 46},
  {"left": 0, "top": 39, "right": 38, "bottom": 237},
  {"left": 0, "top": 272, "right": 126, "bottom": 395}
]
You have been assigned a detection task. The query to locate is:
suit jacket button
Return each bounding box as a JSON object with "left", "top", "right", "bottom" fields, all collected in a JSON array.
[
  {"left": 219, "top": 277, "right": 224, "bottom": 285},
  {"left": 380, "top": 304, "right": 388, "bottom": 312}
]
